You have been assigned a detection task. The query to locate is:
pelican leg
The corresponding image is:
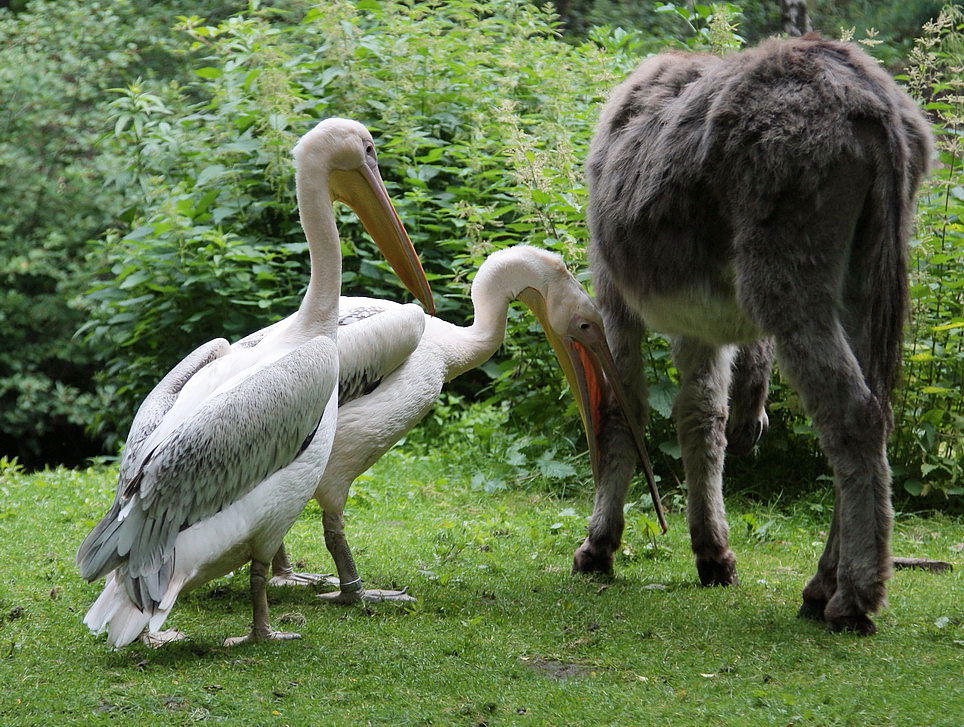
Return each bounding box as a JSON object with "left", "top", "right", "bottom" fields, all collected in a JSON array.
[
  {"left": 268, "top": 544, "right": 339, "bottom": 588},
  {"left": 317, "top": 510, "right": 415, "bottom": 604},
  {"left": 223, "top": 559, "right": 301, "bottom": 646}
]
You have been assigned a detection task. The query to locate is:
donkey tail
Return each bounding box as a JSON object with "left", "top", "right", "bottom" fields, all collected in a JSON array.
[{"left": 852, "top": 105, "right": 932, "bottom": 416}]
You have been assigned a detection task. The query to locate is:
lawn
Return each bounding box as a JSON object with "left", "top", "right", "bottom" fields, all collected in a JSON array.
[{"left": 0, "top": 450, "right": 960, "bottom": 726}]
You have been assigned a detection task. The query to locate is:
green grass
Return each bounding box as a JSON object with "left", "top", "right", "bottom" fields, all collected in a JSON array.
[{"left": 0, "top": 452, "right": 961, "bottom": 726}]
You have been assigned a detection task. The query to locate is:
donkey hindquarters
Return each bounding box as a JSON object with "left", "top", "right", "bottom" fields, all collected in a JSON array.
[{"left": 575, "top": 36, "right": 932, "bottom": 634}]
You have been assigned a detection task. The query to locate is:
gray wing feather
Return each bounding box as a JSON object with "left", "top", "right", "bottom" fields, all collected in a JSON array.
[
  {"left": 231, "top": 316, "right": 288, "bottom": 351},
  {"left": 119, "top": 338, "right": 231, "bottom": 490},
  {"left": 77, "top": 339, "right": 230, "bottom": 578},
  {"left": 77, "top": 336, "right": 338, "bottom": 609},
  {"left": 338, "top": 303, "right": 424, "bottom": 404},
  {"left": 339, "top": 305, "right": 387, "bottom": 326}
]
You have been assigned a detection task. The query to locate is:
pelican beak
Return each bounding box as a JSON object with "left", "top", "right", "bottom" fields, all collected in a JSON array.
[
  {"left": 330, "top": 159, "right": 435, "bottom": 315},
  {"left": 517, "top": 288, "right": 667, "bottom": 534}
]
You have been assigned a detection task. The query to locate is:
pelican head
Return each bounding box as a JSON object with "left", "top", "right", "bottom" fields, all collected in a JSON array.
[
  {"left": 294, "top": 118, "right": 435, "bottom": 314},
  {"left": 487, "top": 246, "right": 665, "bottom": 531}
]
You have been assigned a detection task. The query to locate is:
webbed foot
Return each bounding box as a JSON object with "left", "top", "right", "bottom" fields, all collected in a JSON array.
[
  {"left": 268, "top": 571, "right": 340, "bottom": 588},
  {"left": 318, "top": 587, "right": 415, "bottom": 605},
  {"left": 140, "top": 629, "right": 188, "bottom": 648},
  {"left": 222, "top": 629, "right": 301, "bottom": 647}
]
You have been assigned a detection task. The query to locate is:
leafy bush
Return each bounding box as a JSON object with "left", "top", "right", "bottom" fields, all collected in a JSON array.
[
  {"left": 82, "top": 0, "right": 641, "bottom": 451},
  {"left": 891, "top": 6, "right": 963, "bottom": 499},
  {"left": 810, "top": 0, "right": 947, "bottom": 60},
  {"left": 78, "top": 1, "right": 962, "bottom": 502},
  {"left": 0, "top": 0, "right": 162, "bottom": 465},
  {"left": 549, "top": 0, "right": 946, "bottom": 52},
  {"left": 0, "top": 0, "right": 268, "bottom": 465}
]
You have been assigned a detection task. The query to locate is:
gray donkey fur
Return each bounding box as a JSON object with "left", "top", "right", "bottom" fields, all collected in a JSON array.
[{"left": 577, "top": 35, "right": 932, "bottom": 634}]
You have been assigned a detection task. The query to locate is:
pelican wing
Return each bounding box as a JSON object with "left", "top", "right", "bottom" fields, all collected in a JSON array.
[
  {"left": 77, "top": 336, "right": 339, "bottom": 608},
  {"left": 337, "top": 300, "right": 425, "bottom": 404},
  {"left": 77, "top": 339, "right": 229, "bottom": 568},
  {"left": 229, "top": 298, "right": 424, "bottom": 404},
  {"left": 231, "top": 317, "right": 288, "bottom": 351},
  {"left": 118, "top": 338, "right": 231, "bottom": 492}
]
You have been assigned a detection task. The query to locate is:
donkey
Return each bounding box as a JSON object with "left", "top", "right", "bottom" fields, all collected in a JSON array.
[{"left": 575, "top": 35, "right": 932, "bottom": 634}]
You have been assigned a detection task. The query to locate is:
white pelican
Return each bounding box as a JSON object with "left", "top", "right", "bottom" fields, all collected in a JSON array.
[
  {"left": 76, "top": 118, "right": 434, "bottom": 647},
  {"left": 265, "top": 245, "right": 665, "bottom": 603}
]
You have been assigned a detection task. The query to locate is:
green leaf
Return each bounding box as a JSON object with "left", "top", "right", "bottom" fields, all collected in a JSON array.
[
  {"left": 118, "top": 271, "right": 150, "bottom": 290},
  {"left": 194, "top": 67, "right": 223, "bottom": 79},
  {"left": 193, "top": 188, "right": 220, "bottom": 217},
  {"left": 903, "top": 480, "right": 924, "bottom": 496},
  {"left": 931, "top": 321, "right": 963, "bottom": 332},
  {"left": 648, "top": 379, "right": 678, "bottom": 419},
  {"left": 196, "top": 164, "right": 227, "bottom": 186},
  {"left": 657, "top": 440, "right": 681, "bottom": 460},
  {"left": 536, "top": 454, "right": 577, "bottom": 479}
]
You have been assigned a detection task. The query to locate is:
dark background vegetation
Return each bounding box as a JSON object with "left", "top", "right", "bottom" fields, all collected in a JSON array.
[{"left": 0, "top": 0, "right": 960, "bottom": 505}]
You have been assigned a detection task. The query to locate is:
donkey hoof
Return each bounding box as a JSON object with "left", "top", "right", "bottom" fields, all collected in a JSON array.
[
  {"left": 572, "top": 542, "right": 615, "bottom": 575},
  {"left": 826, "top": 613, "right": 876, "bottom": 636},
  {"left": 797, "top": 597, "right": 827, "bottom": 622},
  {"left": 696, "top": 552, "right": 739, "bottom": 586}
]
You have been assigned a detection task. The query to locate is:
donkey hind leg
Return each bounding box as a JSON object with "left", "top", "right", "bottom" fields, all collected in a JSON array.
[
  {"left": 798, "top": 493, "right": 840, "bottom": 621},
  {"left": 775, "top": 325, "right": 892, "bottom": 634},
  {"left": 726, "top": 339, "right": 774, "bottom": 456},
  {"left": 672, "top": 338, "right": 739, "bottom": 586},
  {"left": 573, "top": 279, "right": 648, "bottom": 575},
  {"left": 735, "top": 183, "right": 890, "bottom": 632}
]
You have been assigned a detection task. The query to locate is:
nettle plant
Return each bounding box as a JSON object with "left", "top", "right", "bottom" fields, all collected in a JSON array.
[
  {"left": 0, "top": 0, "right": 162, "bottom": 465},
  {"left": 83, "top": 0, "right": 646, "bottom": 473},
  {"left": 83, "top": 0, "right": 961, "bottom": 501},
  {"left": 891, "top": 5, "right": 963, "bottom": 499}
]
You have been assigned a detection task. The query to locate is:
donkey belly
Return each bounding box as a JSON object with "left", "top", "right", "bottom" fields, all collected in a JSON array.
[{"left": 631, "top": 287, "right": 761, "bottom": 346}]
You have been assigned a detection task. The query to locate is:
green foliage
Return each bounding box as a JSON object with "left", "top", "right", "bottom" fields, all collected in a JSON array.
[
  {"left": 82, "top": 0, "right": 642, "bottom": 445},
  {"left": 891, "top": 5, "right": 964, "bottom": 499},
  {"left": 552, "top": 0, "right": 766, "bottom": 45},
  {"left": 406, "top": 395, "right": 601, "bottom": 498},
  {"left": 550, "top": 0, "right": 946, "bottom": 52},
  {"left": 78, "top": 0, "right": 963, "bottom": 502},
  {"left": 653, "top": 2, "right": 746, "bottom": 52},
  {"left": 812, "top": 0, "right": 947, "bottom": 63},
  {"left": 551, "top": 0, "right": 674, "bottom": 37},
  {"left": 0, "top": 0, "right": 245, "bottom": 465},
  {"left": 3, "top": 0, "right": 957, "bottom": 503},
  {"left": 0, "top": 0, "right": 161, "bottom": 465}
]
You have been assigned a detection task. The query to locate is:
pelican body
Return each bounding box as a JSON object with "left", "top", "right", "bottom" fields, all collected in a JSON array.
[
  {"left": 268, "top": 245, "right": 663, "bottom": 602},
  {"left": 76, "top": 118, "right": 433, "bottom": 647}
]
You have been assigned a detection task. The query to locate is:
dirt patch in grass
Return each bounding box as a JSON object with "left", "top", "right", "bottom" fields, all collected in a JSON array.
[{"left": 522, "top": 657, "right": 593, "bottom": 680}]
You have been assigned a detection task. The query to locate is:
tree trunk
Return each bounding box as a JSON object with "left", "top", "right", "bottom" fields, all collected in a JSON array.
[{"left": 779, "top": 0, "right": 812, "bottom": 37}]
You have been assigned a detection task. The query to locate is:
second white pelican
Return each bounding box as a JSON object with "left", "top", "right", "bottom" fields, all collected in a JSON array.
[{"left": 266, "top": 245, "right": 663, "bottom": 602}]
